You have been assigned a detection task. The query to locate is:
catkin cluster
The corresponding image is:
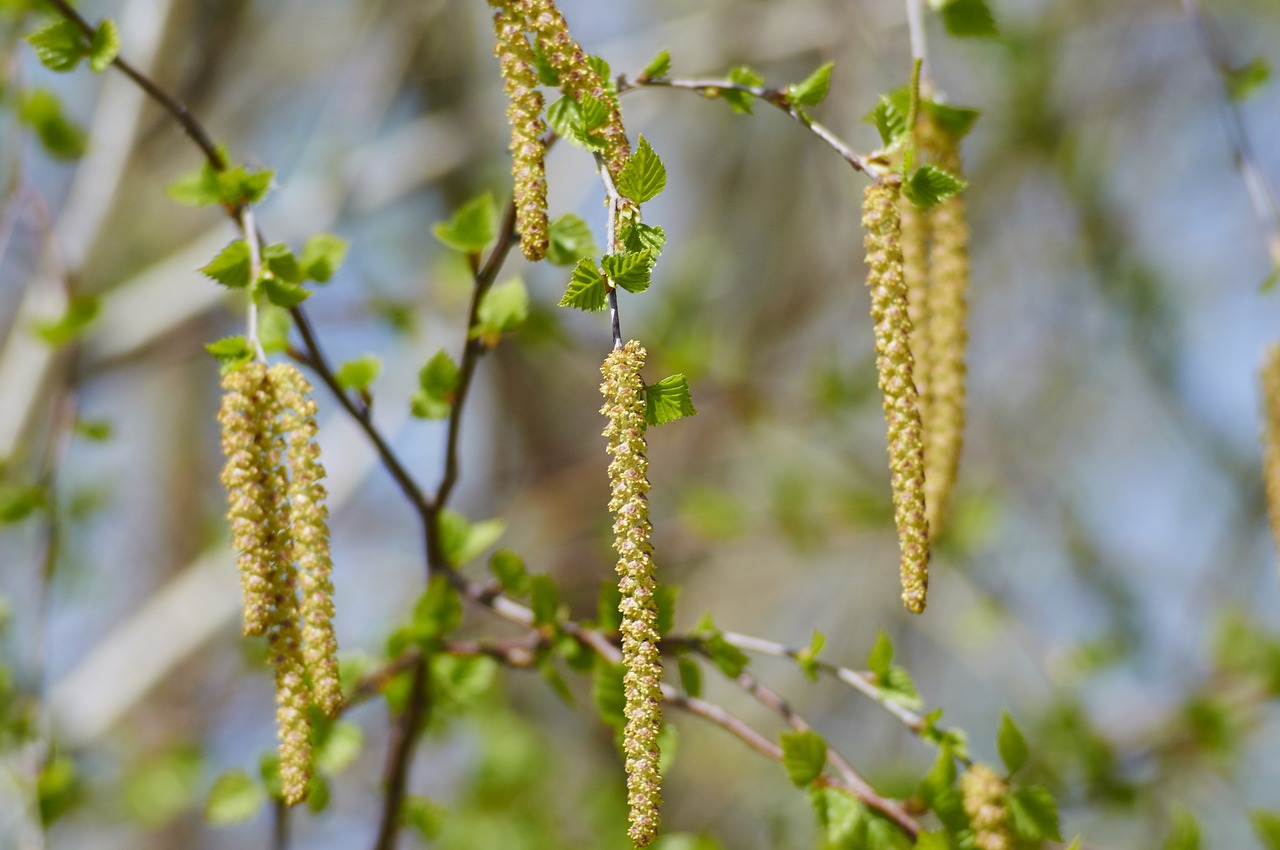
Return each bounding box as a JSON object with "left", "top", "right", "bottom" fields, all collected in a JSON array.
[
  {"left": 863, "top": 181, "right": 931, "bottom": 613},
  {"left": 218, "top": 362, "right": 341, "bottom": 805},
  {"left": 901, "top": 116, "right": 970, "bottom": 543},
  {"left": 600, "top": 341, "right": 663, "bottom": 848},
  {"left": 1261, "top": 345, "right": 1280, "bottom": 562},
  {"left": 490, "top": 2, "right": 548, "bottom": 261},
  {"left": 960, "top": 763, "right": 1014, "bottom": 850}
]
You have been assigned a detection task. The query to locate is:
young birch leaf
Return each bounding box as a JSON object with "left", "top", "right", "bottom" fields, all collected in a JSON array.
[
  {"left": 615, "top": 136, "right": 666, "bottom": 204},
  {"left": 866, "top": 630, "right": 893, "bottom": 679},
  {"left": 1227, "top": 57, "right": 1271, "bottom": 101},
  {"left": 455, "top": 519, "right": 506, "bottom": 567},
  {"left": 654, "top": 584, "right": 678, "bottom": 636},
  {"left": 704, "top": 631, "right": 749, "bottom": 678},
  {"left": 411, "top": 349, "right": 460, "bottom": 419},
  {"left": 414, "top": 576, "right": 462, "bottom": 637},
  {"left": 201, "top": 241, "right": 252, "bottom": 288},
  {"left": 601, "top": 250, "right": 655, "bottom": 294},
  {"left": 35, "top": 297, "right": 99, "bottom": 347},
  {"left": 1163, "top": 810, "right": 1200, "bottom": 850},
  {"left": 1008, "top": 786, "right": 1061, "bottom": 842},
  {"left": 598, "top": 580, "right": 623, "bottom": 632},
  {"left": 530, "top": 41, "right": 560, "bottom": 86},
  {"left": 926, "top": 102, "right": 981, "bottom": 140},
  {"left": 1250, "top": 810, "right": 1280, "bottom": 850},
  {"left": 723, "top": 65, "right": 764, "bottom": 115},
  {"left": 878, "top": 667, "right": 924, "bottom": 710},
  {"left": 300, "top": 233, "right": 348, "bottom": 282},
  {"left": 586, "top": 55, "right": 613, "bottom": 90},
  {"left": 489, "top": 549, "right": 529, "bottom": 596},
  {"left": 641, "top": 49, "right": 671, "bottom": 81},
  {"left": 25, "top": 19, "right": 86, "bottom": 72},
  {"left": 167, "top": 162, "right": 223, "bottom": 207},
  {"left": 677, "top": 655, "right": 703, "bottom": 698},
  {"left": 315, "top": 722, "right": 363, "bottom": 775},
  {"left": 780, "top": 730, "right": 827, "bottom": 786},
  {"left": 529, "top": 574, "right": 559, "bottom": 626},
  {"left": 904, "top": 165, "right": 967, "bottom": 208},
  {"left": 205, "top": 336, "right": 252, "bottom": 365},
  {"left": 433, "top": 192, "right": 497, "bottom": 253},
  {"left": 0, "top": 484, "right": 46, "bottom": 523},
  {"left": 866, "top": 95, "right": 908, "bottom": 148},
  {"left": 621, "top": 223, "right": 666, "bottom": 255},
  {"left": 645, "top": 374, "right": 697, "bottom": 426},
  {"left": 997, "top": 711, "right": 1029, "bottom": 775},
  {"left": 593, "top": 660, "right": 627, "bottom": 728},
  {"left": 809, "top": 787, "right": 867, "bottom": 845},
  {"left": 933, "top": 0, "right": 999, "bottom": 38},
  {"left": 205, "top": 771, "right": 264, "bottom": 825},
  {"left": 472, "top": 278, "right": 528, "bottom": 344},
  {"left": 88, "top": 20, "right": 119, "bottom": 72},
  {"left": 787, "top": 61, "right": 835, "bottom": 108},
  {"left": 262, "top": 278, "right": 309, "bottom": 308},
  {"left": 797, "top": 630, "right": 826, "bottom": 682},
  {"left": 18, "top": 90, "right": 87, "bottom": 160},
  {"left": 579, "top": 93, "right": 609, "bottom": 131},
  {"left": 546, "top": 95, "right": 582, "bottom": 141},
  {"left": 257, "top": 306, "right": 291, "bottom": 354},
  {"left": 546, "top": 214, "right": 598, "bottom": 266},
  {"left": 262, "top": 243, "right": 301, "bottom": 283},
  {"left": 560, "top": 259, "right": 607, "bottom": 311},
  {"left": 335, "top": 355, "right": 381, "bottom": 393}
]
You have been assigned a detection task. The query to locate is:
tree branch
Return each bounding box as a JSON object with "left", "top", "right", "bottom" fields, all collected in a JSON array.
[{"left": 372, "top": 656, "right": 429, "bottom": 850}]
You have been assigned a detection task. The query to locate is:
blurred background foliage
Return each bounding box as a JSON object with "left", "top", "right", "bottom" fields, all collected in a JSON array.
[{"left": 2, "top": 0, "right": 1280, "bottom": 847}]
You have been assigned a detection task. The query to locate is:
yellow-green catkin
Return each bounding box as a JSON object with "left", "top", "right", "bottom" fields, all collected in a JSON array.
[
  {"left": 901, "top": 187, "right": 932, "bottom": 427},
  {"left": 600, "top": 341, "right": 662, "bottom": 847},
  {"left": 960, "top": 763, "right": 1013, "bottom": 850},
  {"left": 272, "top": 364, "right": 342, "bottom": 718},
  {"left": 218, "top": 363, "right": 277, "bottom": 636},
  {"left": 491, "top": 2, "right": 549, "bottom": 261},
  {"left": 922, "top": 134, "right": 970, "bottom": 542},
  {"left": 862, "top": 181, "right": 931, "bottom": 613},
  {"left": 1261, "top": 345, "right": 1280, "bottom": 562},
  {"left": 519, "top": 0, "right": 631, "bottom": 180}
]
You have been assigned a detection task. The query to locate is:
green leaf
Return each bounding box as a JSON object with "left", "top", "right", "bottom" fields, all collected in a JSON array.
[
  {"left": 300, "top": 233, "right": 348, "bottom": 282},
  {"left": 17, "top": 89, "right": 86, "bottom": 160},
  {"left": 166, "top": 160, "right": 273, "bottom": 208},
  {"left": 914, "top": 831, "right": 950, "bottom": 850},
  {"left": 258, "top": 306, "right": 291, "bottom": 354},
  {"left": 602, "top": 250, "right": 656, "bottom": 294},
  {"left": 305, "top": 774, "right": 330, "bottom": 813},
  {"left": 413, "top": 576, "right": 462, "bottom": 638},
  {"left": 201, "top": 240, "right": 252, "bottom": 288},
  {"left": 787, "top": 61, "right": 834, "bottom": 108},
  {"left": 205, "top": 337, "right": 253, "bottom": 366},
  {"left": 546, "top": 95, "right": 606, "bottom": 151},
  {"left": 866, "top": 630, "right": 893, "bottom": 679},
  {"left": 205, "top": 770, "right": 264, "bottom": 825},
  {"left": 645, "top": 374, "right": 696, "bottom": 426},
  {"left": 997, "top": 711, "right": 1029, "bottom": 775},
  {"left": 262, "top": 278, "right": 309, "bottom": 308},
  {"left": 703, "top": 631, "right": 749, "bottom": 679},
  {"left": 529, "top": 574, "right": 559, "bottom": 626},
  {"left": 925, "top": 101, "right": 981, "bottom": 140},
  {"left": 489, "top": 549, "right": 528, "bottom": 595},
  {"left": 1250, "top": 810, "right": 1280, "bottom": 850},
  {"left": 597, "top": 580, "right": 623, "bottom": 632},
  {"left": 677, "top": 655, "right": 702, "bottom": 698},
  {"left": 621, "top": 222, "right": 666, "bottom": 255},
  {"left": 88, "top": 19, "right": 119, "bottom": 72},
  {"left": 1163, "top": 808, "right": 1200, "bottom": 850},
  {"left": 455, "top": 519, "right": 505, "bottom": 566},
  {"left": 472, "top": 277, "right": 529, "bottom": 343},
  {"left": 402, "top": 796, "right": 448, "bottom": 840},
  {"left": 25, "top": 19, "right": 86, "bottom": 72},
  {"left": 335, "top": 355, "right": 381, "bottom": 393},
  {"left": 410, "top": 349, "right": 460, "bottom": 420},
  {"left": 586, "top": 54, "right": 613, "bottom": 89},
  {"left": 641, "top": 49, "right": 671, "bottom": 80},
  {"left": 780, "top": 730, "right": 827, "bottom": 786},
  {"left": 877, "top": 666, "right": 924, "bottom": 710},
  {"left": 0, "top": 483, "right": 45, "bottom": 523},
  {"left": 934, "top": 0, "right": 998, "bottom": 38},
  {"left": 1227, "top": 57, "right": 1271, "bottom": 101},
  {"left": 797, "top": 630, "right": 825, "bottom": 682},
  {"left": 866, "top": 94, "right": 909, "bottom": 148},
  {"left": 315, "top": 721, "right": 363, "bottom": 775},
  {"left": 433, "top": 192, "right": 497, "bottom": 253},
  {"left": 654, "top": 584, "right": 678, "bottom": 636},
  {"left": 261, "top": 243, "right": 300, "bottom": 283},
  {"left": 723, "top": 65, "right": 763, "bottom": 115},
  {"left": 546, "top": 95, "right": 582, "bottom": 140},
  {"left": 616, "top": 136, "right": 667, "bottom": 204},
  {"left": 808, "top": 787, "right": 868, "bottom": 846},
  {"left": 74, "top": 418, "right": 113, "bottom": 441},
  {"left": 560, "top": 259, "right": 608, "bottom": 311},
  {"left": 593, "top": 660, "right": 626, "bottom": 728},
  {"left": 530, "top": 41, "right": 559, "bottom": 86},
  {"left": 34, "top": 297, "right": 99, "bottom": 347},
  {"left": 579, "top": 93, "right": 609, "bottom": 131},
  {"left": 1008, "top": 786, "right": 1061, "bottom": 842},
  {"left": 123, "top": 748, "right": 202, "bottom": 827},
  {"left": 546, "top": 214, "right": 598, "bottom": 266},
  {"left": 903, "top": 165, "right": 967, "bottom": 208}
]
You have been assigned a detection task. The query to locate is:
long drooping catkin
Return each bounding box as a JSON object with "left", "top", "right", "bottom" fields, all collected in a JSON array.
[
  {"left": 901, "top": 194, "right": 932, "bottom": 426},
  {"left": 862, "top": 181, "right": 930, "bottom": 613},
  {"left": 518, "top": 0, "right": 630, "bottom": 180},
  {"left": 922, "top": 136, "right": 969, "bottom": 541},
  {"left": 1261, "top": 345, "right": 1280, "bottom": 564},
  {"left": 490, "top": 2, "right": 549, "bottom": 261},
  {"left": 600, "top": 341, "right": 662, "bottom": 848},
  {"left": 960, "top": 763, "right": 1014, "bottom": 850}
]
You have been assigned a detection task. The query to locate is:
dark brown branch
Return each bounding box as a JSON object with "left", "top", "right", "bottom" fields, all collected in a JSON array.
[{"left": 372, "top": 657, "right": 430, "bottom": 850}]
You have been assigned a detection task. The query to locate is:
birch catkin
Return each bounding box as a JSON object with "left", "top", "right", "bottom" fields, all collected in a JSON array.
[
  {"left": 862, "top": 181, "right": 931, "bottom": 613},
  {"left": 601, "top": 341, "right": 662, "bottom": 847},
  {"left": 960, "top": 763, "right": 1014, "bottom": 850},
  {"left": 491, "top": 2, "right": 549, "bottom": 261},
  {"left": 1261, "top": 345, "right": 1280, "bottom": 564},
  {"left": 922, "top": 136, "right": 970, "bottom": 541}
]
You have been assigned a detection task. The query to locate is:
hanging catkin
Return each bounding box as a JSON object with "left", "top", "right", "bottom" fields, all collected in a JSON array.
[
  {"left": 960, "top": 763, "right": 1014, "bottom": 850},
  {"left": 490, "top": 2, "right": 549, "bottom": 261},
  {"left": 600, "top": 341, "right": 662, "bottom": 847},
  {"left": 862, "top": 181, "right": 931, "bottom": 613}
]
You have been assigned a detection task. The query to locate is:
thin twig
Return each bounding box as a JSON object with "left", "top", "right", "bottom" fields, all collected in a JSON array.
[
  {"left": 905, "top": 0, "right": 929, "bottom": 89},
  {"left": 372, "top": 656, "right": 430, "bottom": 850},
  {"left": 619, "top": 76, "right": 880, "bottom": 181}
]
